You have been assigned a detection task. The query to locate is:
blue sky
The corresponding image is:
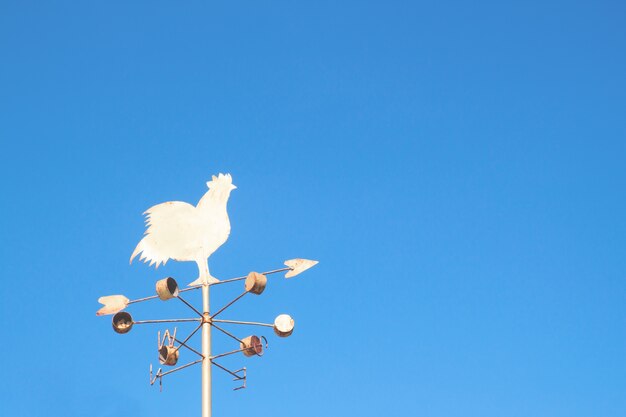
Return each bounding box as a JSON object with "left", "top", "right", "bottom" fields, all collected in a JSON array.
[{"left": 1, "top": 1, "right": 625, "bottom": 416}]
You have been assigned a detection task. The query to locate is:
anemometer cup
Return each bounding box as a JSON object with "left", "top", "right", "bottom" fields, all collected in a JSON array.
[
  {"left": 273, "top": 314, "right": 295, "bottom": 338},
  {"left": 156, "top": 277, "right": 179, "bottom": 300},
  {"left": 244, "top": 272, "right": 267, "bottom": 295},
  {"left": 112, "top": 312, "right": 134, "bottom": 334},
  {"left": 159, "top": 346, "right": 180, "bottom": 366},
  {"left": 240, "top": 335, "right": 265, "bottom": 357}
]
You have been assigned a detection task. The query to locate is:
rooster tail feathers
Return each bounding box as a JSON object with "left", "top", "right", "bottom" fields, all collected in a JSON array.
[
  {"left": 130, "top": 237, "right": 170, "bottom": 269},
  {"left": 130, "top": 241, "right": 143, "bottom": 264}
]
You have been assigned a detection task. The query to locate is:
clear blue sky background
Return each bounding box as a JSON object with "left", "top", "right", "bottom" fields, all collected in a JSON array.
[{"left": 1, "top": 1, "right": 625, "bottom": 416}]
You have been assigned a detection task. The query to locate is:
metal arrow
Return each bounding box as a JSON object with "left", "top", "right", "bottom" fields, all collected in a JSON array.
[{"left": 96, "top": 259, "right": 318, "bottom": 316}]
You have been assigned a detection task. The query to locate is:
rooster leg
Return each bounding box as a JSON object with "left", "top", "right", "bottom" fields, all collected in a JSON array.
[{"left": 188, "top": 258, "right": 220, "bottom": 286}]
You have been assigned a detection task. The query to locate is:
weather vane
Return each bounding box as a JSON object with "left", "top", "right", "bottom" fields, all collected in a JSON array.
[{"left": 97, "top": 173, "right": 318, "bottom": 417}]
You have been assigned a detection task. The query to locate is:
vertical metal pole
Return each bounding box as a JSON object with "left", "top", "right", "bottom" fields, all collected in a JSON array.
[{"left": 201, "top": 283, "right": 211, "bottom": 417}]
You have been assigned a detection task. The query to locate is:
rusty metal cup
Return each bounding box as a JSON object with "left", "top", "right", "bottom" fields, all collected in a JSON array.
[
  {"left": 159, "top": 345, "right": 180, "bottom": 366},
  {"left": 244, "top": 272, "right": 267, "bottom": 295},
  {"left": 240, "top": 335, "right": 264, "bottom": 357},
  {"left": 112, "top": 312, "right": 133, "bottom": 334},
  {"left": 156, "top": 277, "right": 179, "bottom": 300}
]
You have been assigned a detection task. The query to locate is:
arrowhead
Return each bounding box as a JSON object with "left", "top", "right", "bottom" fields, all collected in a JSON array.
[
  {"left": 96, "top": 295, "right": 130, "bottom": 316},
  {"left": 284, "top": 258, "right": 319, "bottom": 278}
]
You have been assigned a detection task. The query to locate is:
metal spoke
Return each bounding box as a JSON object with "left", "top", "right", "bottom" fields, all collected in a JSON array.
[
  {"left": 134, "top": 318, "right": 201, "bottom": 324},
  {"left": 209, "top": 267, "right": 292, "bottom": 287},
  {"left": 211, "top": 323, "right": 244, "bottom": 344},
  {"left": 180, "top": 285, "right": 203, "bottom": 294},
  {"left": 173, "top": 323, "right": 203, "bottom": 354},
  {"left": 128, "top": 294, "right": 159, "bottom": 304},
  {"left": 208, "top": 276, "right": 246, "bottom": 286},
  {"left": 159, "top": 359, "right": 203, "bottom": 378},
  {"left": 175, "top": 337, "right": 204, "bottom": 358},
  {"left": 128, "top": 284, "right": 202, "bottom": 305},
  {"left": 177, "top": 295, "right": 204, "bottom": 318},
  {"left": 211, "top": 319, "right": 273, "bottom": 328},
  {"left": 262, "top": 267, "right": 293, "bottom": 275},
  {"left": 210, "top": 347, "right": 247, "bottom": 360},
  {"left": 210, "top": 291, "right": 248, "bottom": 319},
  {"left": 212, "top": 361, "right": 245, "bottom": 380}
]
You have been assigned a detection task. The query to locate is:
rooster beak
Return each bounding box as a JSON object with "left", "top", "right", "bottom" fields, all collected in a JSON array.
[{"left": 231, "top": 185, "right": 237, "bottom": 190}]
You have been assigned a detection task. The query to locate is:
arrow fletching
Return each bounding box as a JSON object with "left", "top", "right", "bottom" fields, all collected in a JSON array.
[
  {"left": 96, "top": 295, "right": 130, "bottom": 316},
  {"left": 284, "top": 259, "right": 318, "bottom": 278}
]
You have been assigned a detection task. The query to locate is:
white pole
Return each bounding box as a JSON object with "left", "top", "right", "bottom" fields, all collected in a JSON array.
[{"left": 201, "top": 283, "right": 212, "bottom": 417}]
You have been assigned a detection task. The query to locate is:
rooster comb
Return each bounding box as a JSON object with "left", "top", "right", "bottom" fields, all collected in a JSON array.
[{"left": 206, "top": 173, "right": 235, "bottom": 189}]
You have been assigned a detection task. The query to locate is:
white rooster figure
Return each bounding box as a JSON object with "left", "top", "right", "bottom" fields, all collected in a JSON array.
[{"left": 130, "top": 173, "right": 236, "bottom": 286}]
